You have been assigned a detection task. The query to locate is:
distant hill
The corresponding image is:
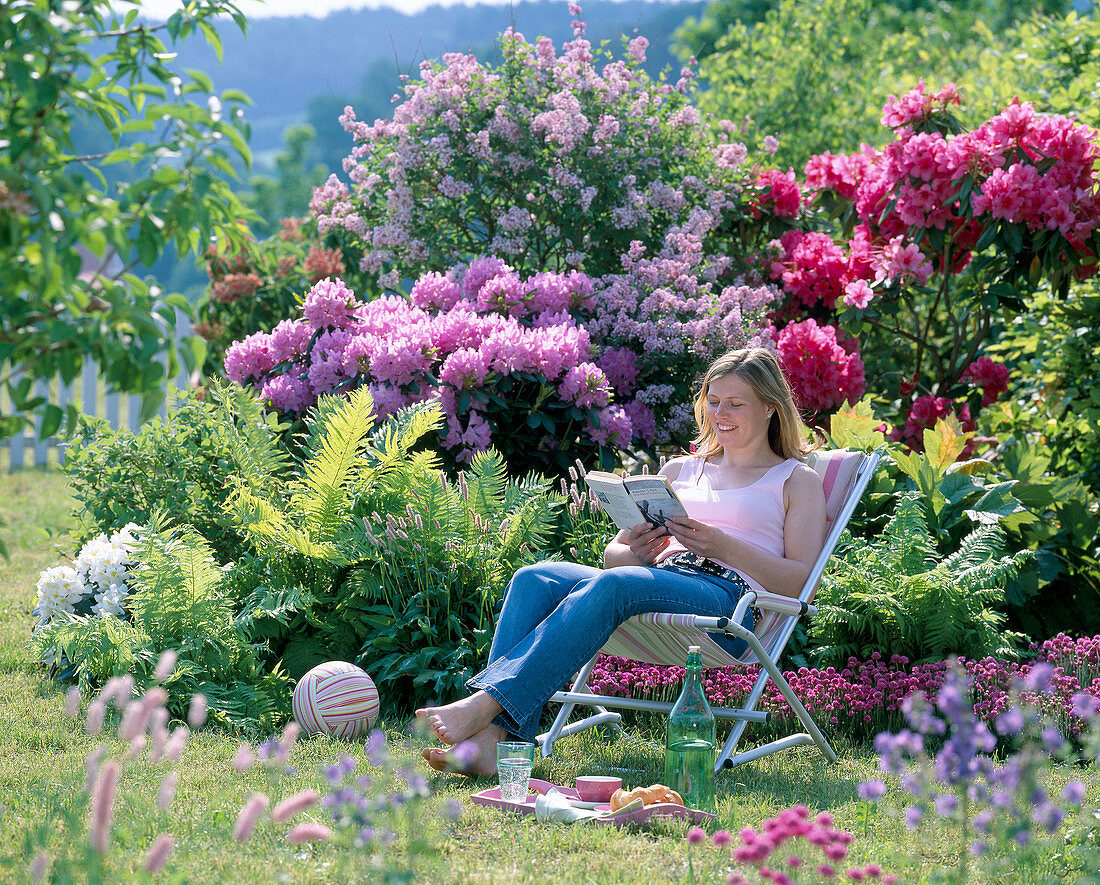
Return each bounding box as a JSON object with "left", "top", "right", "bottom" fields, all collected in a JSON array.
[{"left": 163, "top": 0, "right": 705, "bottom": 164}]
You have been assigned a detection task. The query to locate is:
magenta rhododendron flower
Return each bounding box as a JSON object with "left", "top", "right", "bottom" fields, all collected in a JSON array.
[
  {"left": 962, "top": 356, "right": 1010, "bottom": 407},
  {"left": 775, "top": 319, "right": 866, "bottom": 413},
  {"left": 898, "top": 394, "right": 975, "bottom": 451},
  {"left": 880, "top": 79, "right": 961, "bottom": 130},
  {"left": 842, "top": 280, "right": 874, "bottom": 309},
  {"left": 770, "top": 230, "right": 853, "bottom": 308},
  {"left": 753, "top": 168, "right": 801, "bottom": 217}
]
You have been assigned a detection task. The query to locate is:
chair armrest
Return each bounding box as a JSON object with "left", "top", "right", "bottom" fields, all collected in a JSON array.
[{"left": 753, "top": 591, "right": 815, "bottom": 618}]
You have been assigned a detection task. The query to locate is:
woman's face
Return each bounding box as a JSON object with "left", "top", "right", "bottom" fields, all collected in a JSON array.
[{"left": 705, "top": 371, "right": 773, "bottom": 452}]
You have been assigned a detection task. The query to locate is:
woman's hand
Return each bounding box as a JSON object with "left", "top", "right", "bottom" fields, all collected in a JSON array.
[
  {"left": 664, "top": 515, "right": 732, "bottom": 562},
  {"left": 626, "top": 522, "right": 673, "bottom": 565}
]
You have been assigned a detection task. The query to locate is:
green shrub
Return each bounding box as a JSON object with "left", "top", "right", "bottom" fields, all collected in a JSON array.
[
  {"left": 810, "top": 492, "right": 1032, "bottom": 667},
  {"left": 222, "top": 391, "right": 567, "bottom": 710},
  {"left": 31, "top": 520, "right": 290, "bottom": 733},
  {"left": 62, "top": 381, "right": 291, "bottom": 561},
  {"left": 814, "top": 402, "right": 1100, "bottom": 649}
]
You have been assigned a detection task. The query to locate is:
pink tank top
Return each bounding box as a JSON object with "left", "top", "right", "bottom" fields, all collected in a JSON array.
[{"left": 657, "top": 456, "right": 799, "bottom": 595}]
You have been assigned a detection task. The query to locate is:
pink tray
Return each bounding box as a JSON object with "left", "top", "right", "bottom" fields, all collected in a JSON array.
[{"left": 470, "top": 778, "right": 715, "bottom": 826}]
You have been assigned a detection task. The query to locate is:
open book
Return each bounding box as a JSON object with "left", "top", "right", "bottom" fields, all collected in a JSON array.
[{"left": 583, "top": 471, "right": 688, "bottom": 532}]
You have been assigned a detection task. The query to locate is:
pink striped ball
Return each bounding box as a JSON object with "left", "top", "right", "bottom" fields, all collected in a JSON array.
[{"left": 292, "top": 661, "right": 379, "bottom": 739}]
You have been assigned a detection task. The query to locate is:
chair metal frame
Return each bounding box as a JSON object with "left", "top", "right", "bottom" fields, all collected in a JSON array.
[{"left": 538, "top": 449, "right": 882, "bottom": 773}]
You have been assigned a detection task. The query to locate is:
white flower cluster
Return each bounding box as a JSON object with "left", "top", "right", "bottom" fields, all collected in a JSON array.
[
  {"left": 34, "top": 524, "right": 142, "bottom": 624},
  {"left": 33, "top": 566, "right": 85, "bottom": 621}
]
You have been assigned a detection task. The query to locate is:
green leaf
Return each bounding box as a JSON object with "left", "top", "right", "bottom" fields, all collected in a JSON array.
[{"left": 40, "top": 405, "right": 63, "bottom": 440}]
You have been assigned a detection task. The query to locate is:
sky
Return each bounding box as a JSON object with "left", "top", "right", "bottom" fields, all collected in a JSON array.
[{"left": 132, "top": 0, "right": 575, "bottom": 19}]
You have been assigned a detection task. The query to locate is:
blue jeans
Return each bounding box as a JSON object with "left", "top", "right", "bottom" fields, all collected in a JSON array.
[{"left": 465, "top": 561, "right": 755, "bottom": 743}]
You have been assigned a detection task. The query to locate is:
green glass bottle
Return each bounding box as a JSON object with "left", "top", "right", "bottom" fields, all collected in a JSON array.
[{"left": 664, "top": 645, "right": 716, "bottom": 811}]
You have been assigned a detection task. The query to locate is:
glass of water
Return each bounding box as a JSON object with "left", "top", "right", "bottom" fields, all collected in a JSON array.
[{"left": 496, "top": 741, "right": 536, "bottom": 803}]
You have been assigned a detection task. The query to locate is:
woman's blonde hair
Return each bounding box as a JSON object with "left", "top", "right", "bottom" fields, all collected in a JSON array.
[{"left": 691, "top": 347, "right": 817, "bottom": 461}]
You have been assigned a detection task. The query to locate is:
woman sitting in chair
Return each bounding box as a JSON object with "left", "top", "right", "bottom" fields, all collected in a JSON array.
[{"left": 417, "top": 347, "right": 826, "bottom": 775}]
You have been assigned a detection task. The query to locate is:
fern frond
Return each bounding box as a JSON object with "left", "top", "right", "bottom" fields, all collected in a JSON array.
[
  {"left": 881, "top": 493, "right": 936, "bottom": 573},
  {"left": 233, "top": 585, "right": 317, "bottom": 632},
  {"left": 363, "top": 400, "right": 444, "bottom": 472},
  {"left": 128, "top": 526, "right": 232, "bottom": 644},
  {"left": 231, "top": 487, "right": 342, "bottom": 563},
  {"left": 464, "top": 449, "right": 509, "bottom": 515},
  {"left": 31, "top": 615, "right": 149, "bottom": 686},
  {"left": 207, "top": 378, "right": 292, "bottom": 491},
  {"left": 294, "top": 387, "right": 377, "bottom": 541}
]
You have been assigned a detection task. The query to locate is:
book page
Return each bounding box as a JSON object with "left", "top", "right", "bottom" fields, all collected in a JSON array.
[
  {"left": 621, "top": 475, "right": 688, "bottom": 529},
  {"left": 584, "top": 473, "right": 645, "bottom": 532}
]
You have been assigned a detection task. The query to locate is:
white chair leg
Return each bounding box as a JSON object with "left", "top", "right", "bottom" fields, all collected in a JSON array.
[{"left": 540, "top": 653, "right": 606, "bottom": 757}]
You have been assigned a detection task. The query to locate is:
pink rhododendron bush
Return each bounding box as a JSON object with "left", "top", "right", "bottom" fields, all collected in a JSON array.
[
  {"left": 224, "top": 257, "right": 777, "bottom": 472},
  {"left": 780, "top": 81, "right": 1100, "bottom": 438}
]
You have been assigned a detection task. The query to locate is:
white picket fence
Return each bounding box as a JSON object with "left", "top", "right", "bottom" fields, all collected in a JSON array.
[{"left": 3, "top": 320, "right": 196, "bottom": 472}]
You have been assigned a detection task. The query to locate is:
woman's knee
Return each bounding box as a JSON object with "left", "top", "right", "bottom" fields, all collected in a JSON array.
[{"left": 577, "top": 567, "right": 651, "bottom": 608}]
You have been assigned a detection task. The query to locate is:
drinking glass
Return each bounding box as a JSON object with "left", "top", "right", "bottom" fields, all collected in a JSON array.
[{"left": 496, "top": 741, "right": 536, "bottom": 803}]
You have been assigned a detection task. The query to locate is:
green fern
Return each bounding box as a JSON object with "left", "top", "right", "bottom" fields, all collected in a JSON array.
[
  {"left": 206, "top": 377, "right": 292, "bottom": 494},
  {"left": 293, "top": 386, "right": 378, "bottom": 543},
  {"left": 127, "top": 521, "right": 233, "bottom": 647},
  {"left": 811, "top": 491, "right": 1032, "bottom": 667},
  {"left": 31, "top": 615, "right": 149, "bottom": 690}
]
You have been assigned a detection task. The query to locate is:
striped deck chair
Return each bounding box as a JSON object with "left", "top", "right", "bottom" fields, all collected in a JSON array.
[{"left": 538, "top": 448, "right": 881, "bottom": 772}]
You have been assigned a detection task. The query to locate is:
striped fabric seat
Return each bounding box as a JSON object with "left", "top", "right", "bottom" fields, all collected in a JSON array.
[{"left": 541, "top": 447, "right": 881, "bottom": 772}]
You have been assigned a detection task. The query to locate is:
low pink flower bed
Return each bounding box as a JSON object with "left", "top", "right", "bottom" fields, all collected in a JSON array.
[{"left": 588, "top": 633, "right": 1100, "bottom": 743}]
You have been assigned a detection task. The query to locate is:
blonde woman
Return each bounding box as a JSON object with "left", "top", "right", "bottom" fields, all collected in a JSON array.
[{"left": 418, "top": 347, "right": 826, "bottom": 775}]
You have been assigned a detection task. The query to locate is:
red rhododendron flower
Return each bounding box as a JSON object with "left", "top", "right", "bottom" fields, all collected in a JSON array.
[{"left": 753, "top": 168, "right": 802, "bottom": 217}]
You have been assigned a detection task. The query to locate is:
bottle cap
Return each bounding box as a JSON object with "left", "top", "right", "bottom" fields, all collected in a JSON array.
[{"left": 688, "top": 645, "right": 700, "bottom": 653}]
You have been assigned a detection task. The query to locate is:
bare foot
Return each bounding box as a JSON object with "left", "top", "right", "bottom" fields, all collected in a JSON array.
[
  {"left": 420, "top": 723, "right": 507, "bottom": 777},
  {"left": 414, "top": 691, "right": 503, "bottom": 746}
]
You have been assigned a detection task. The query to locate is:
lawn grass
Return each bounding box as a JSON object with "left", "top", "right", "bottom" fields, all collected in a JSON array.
[{"left": 0, "top": 468, "right": 1089, "bottom": 883}]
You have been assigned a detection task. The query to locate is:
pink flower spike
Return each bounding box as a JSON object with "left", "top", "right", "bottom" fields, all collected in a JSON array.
[
  {"left": 28, "top": 851, "right": 49, "bottom": 883},
  {"left": 277, "top": 721, "right": 300, "bottom": 762},
  {"left": 85, "top": 699, "right": 106, "bottom": 735},
  {"left": 64, "top": 686, "right": 81, "bottom": 718},
  {"left": 233, "top": 793, "right": 269, "bottom": 842},
  {"left": 286, "top": 822, "right": 333, "bottom": 845},
  {"left": 232, "top": 743, "right": 254, "bottom": 773},
  {"left": 143, "top": 834, "right": 175, "bottom": 873},
  {"left": 188, "top": 693, "right": 208, "bottom": 729},
  {"left": 686, "top": 826, "right": 706, "bottom": 844},
  {"left": 89, "top": 761, "right": 120, "bottom": 854},
  {"left": 272, "top": 790, "right": 320, "bottom": 823},
  {"left": 164, "top": 726, "right": 189, "bottom": 762},
  {"left": 713, "top": 829, "right": 732, "bottom": 847},
  {"left": 84, "top": 746, "right": 107, "bottom": 793},
  {"left": 157, "top": 772, "right": 179, "bottom": 811},
  {"left": 154, "top": 649, "right": 178, "bottom": 682}
]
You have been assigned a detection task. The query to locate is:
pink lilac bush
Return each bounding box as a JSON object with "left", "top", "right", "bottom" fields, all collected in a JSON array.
[
  {"left": 586, "top": 223, "right": 780, "bottom": 444},
  {"left": 310, "top": 3, "right": 776, "bottom": 287},
  {"left": 589, "top": 633, "right": 1100, "bottom": 746}
]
